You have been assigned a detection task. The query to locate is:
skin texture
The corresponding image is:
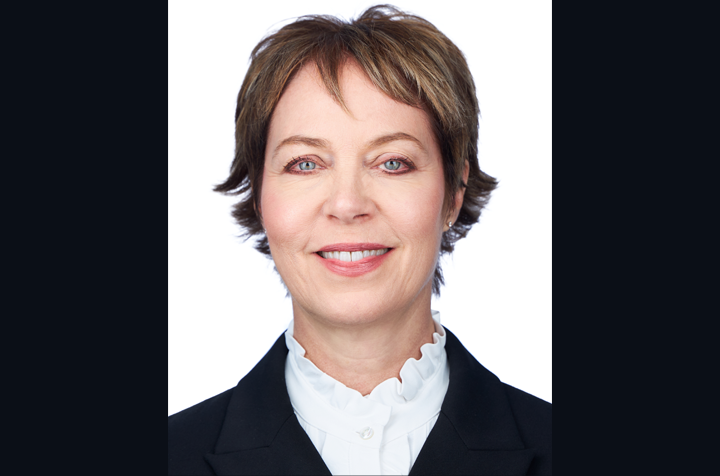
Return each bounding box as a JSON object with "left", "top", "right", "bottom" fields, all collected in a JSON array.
[{"left": 261, "top": 61, "right": 468, "bottom": 395}]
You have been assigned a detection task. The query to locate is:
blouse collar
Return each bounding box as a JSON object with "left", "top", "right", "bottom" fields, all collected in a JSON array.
[{"left": 284, "top": 311, "right": 447, "bottom": 409}]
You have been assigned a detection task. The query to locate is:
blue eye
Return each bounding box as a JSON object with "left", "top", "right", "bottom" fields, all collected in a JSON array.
[
  {"left": 384, "top": 160, "right": 402, "bottom": 170},
  {"left": 298, "top": 161, "right": 316, "bottom": 171}
]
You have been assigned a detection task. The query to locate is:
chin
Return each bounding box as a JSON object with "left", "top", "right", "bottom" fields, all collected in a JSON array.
[{"left": 291, "top": 282, "right": 429, "bottom": 329}]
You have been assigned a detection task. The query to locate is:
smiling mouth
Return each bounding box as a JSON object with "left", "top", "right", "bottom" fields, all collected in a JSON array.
[{"left": 318, "top": 249, "right": 390, "bottom": 262}]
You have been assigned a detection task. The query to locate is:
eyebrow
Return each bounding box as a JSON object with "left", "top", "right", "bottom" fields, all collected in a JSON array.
[
  {"left": 365, "top": 132, "right": 426, "bottom": 152},
  {"left": 273, "top": 132, "right": 425, "bottom": 158},
  {"left": 273, "top": 135, "right": 330, "bottom": 157}
]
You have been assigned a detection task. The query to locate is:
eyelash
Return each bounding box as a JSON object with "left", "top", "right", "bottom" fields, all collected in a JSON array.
[
  {"left": 379, "top": 157, "right": 414, "bottom": 174},
  {"left": 283, "top": 156, "right": 415, "bottom": 175},
  {"left": 283, "top": 156, "right": 315, "bottom": 174}
]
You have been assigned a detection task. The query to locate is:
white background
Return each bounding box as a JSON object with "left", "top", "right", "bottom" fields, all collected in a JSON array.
[{"left": 169, "top": 0, "right": 551, "bottom": 416}]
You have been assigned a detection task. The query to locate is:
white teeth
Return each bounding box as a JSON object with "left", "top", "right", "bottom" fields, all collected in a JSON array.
[{"left": 320, "top": 249, "right": 389, "bottom": 261}]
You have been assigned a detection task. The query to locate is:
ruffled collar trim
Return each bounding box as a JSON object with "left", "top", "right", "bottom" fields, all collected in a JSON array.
[{"left": 284, "top": 311, "right": 446, "bottom": 410}]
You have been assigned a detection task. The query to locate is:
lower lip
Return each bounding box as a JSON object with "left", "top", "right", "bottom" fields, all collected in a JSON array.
[{"left": 315, "top": 249, "right": 393, "bottom": 277}]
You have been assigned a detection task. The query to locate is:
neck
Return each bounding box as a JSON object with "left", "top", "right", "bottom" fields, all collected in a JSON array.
[{"left": 291, "top": 290, "right": 436, "bottom": 396}]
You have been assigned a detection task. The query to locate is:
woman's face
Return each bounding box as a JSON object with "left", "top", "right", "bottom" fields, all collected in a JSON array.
[{"left": 261, "top": 61, "right": 461, "bottom": 328}]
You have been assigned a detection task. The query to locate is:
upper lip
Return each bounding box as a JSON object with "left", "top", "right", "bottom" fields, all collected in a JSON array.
[{"left": 317, "top": 243, "right": 390, "bottom": 252}]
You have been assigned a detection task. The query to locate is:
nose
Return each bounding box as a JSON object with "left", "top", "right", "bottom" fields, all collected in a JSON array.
[{"left": 322, "top": 169, "right": 374, "bottom": 224}]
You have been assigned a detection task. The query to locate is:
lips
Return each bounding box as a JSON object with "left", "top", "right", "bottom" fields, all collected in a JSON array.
[{"left": 315, "top": 243, "right": 393, "bottom": 277}]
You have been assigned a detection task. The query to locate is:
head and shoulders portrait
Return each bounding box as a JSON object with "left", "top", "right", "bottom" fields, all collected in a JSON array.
[{"left": 169, "top": 2, "right": 551, "bottom": 475}]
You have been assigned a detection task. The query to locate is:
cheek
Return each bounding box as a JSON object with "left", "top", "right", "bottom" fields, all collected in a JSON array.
[
  {"left": 260, "top": 173, "right": 314, "bottom": 255},
  {"left": 384, "top": 176, "right": 446, "bottom": 247}
]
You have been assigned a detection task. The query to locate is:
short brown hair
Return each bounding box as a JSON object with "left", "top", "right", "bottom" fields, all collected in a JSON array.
[{"left": 215, "top": 4, "right": 498, "bottom": 295}]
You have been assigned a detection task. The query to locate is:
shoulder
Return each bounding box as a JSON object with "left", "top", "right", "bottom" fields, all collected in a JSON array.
[
  {"left": 168, "top": 334, "right": 291, "bottom": 475},
  {"left": 502, "top": 383, "right": 552, "bottom": 474},
  {"left": 168, "top": 388, "right": 234, "bottom": 475},
  {"left": 442, "top": 327, "right": 551, "bottom": 473}
]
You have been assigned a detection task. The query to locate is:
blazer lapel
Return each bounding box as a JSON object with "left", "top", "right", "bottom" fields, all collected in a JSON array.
[
  {"left": 204, "top": 335, "right": 331, "bottom": 475},
  {"left": 410, "top": 328, "right": 536, "bottom": 475},
  {"left": 204, "top": 327, "right": 537, "bottom": 475}
]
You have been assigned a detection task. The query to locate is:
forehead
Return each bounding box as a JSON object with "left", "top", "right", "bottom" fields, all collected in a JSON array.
[{"left": 266, "top": 61, "right": 437, "bottom": 151}]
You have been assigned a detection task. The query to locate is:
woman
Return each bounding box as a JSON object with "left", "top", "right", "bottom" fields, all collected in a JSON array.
[{"left": 169, "top": 5, "right": 551, "bottom": 475}]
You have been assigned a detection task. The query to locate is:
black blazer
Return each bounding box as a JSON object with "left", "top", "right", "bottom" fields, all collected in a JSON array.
[{"left": 168, "top": 328, "right": 551, "bottom": 475}]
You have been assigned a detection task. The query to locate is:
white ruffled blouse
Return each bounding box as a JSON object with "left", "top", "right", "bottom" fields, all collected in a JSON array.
[{"left": 284, "top": 311, "right": 449, "bottom": 475}]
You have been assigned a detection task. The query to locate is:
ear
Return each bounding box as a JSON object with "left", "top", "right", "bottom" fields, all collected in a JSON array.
[{"left": 444, "top": 160, "right": 469, "bottom": 232}]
